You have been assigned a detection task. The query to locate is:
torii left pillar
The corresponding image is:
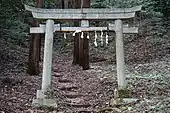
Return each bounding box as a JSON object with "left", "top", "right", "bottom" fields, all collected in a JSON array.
[
  {"left": 42, "top": 20, "right": 54, "bottom": 91},
  {"left": 115, "top": 19, "right": 126, "bottom": 89},
  {"left": 32, "top": 20, "right": 56, "bottom": 107}
]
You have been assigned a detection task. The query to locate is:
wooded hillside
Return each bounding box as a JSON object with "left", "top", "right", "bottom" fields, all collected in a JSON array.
[{"left": 0, "top": 0, "right": 170, "bottom": 112}]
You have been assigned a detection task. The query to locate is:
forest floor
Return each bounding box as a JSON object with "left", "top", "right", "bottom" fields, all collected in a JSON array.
[{"left": 0, "top": 33, "right": 170, "bottom": 113}]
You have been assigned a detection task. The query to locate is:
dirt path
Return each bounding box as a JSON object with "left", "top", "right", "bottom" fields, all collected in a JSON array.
[
  {"left": 1, "top": 51, "right": 170, "bottom": 113},
  {"left": 51, "top": 54, "right": 117, "bottom": 112}
]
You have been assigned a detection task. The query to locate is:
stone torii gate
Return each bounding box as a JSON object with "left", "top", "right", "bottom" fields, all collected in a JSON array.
[{"left": 25, "top": 5, "right": 141, "bottom": 106}]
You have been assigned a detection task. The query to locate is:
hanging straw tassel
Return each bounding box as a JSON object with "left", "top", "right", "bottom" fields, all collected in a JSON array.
[
  {"left": 64, "top": 33, "right": 67, "bottom": 39},
  {"left": 73, "top": 32, "right": 76, "bottom": 37},
  {"left": 106, "top": 32, "right": 109, "bottom": 46},
  {"left": 87, "top": 32, "right": 90, "bottom": 39},
  {"left": 94, "top": 31, "right": 98, "bottom": 47},
  {"left": 81, "top": 32, "right": 84, "bottom": 39},
  {"left": 73, "top": 30, "right": 82, "bottom": 36},
  {"left": 100, "top": 30, "right": 104, "bottom": 46}
]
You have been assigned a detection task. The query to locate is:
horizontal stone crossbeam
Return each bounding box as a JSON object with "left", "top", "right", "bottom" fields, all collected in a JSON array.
[
  {"left": 25, "top": 5, "right": 142, "bottom": 13},
  {"left": 30, "top": 24, "right": 138, "bottom": 34},
  {"left": 109, "top": 23, "right": 138, "bottom": 33}
]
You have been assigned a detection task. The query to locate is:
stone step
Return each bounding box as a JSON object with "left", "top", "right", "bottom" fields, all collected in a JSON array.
[
  {"left": 73, "top": 107, "right": 94, "bottom": 113},
  {"left": 67, "top": 98, "right": 83, "bottom": 104},
  {"left": 58, "top": 78, "right": 72, "bottom": 83},
  {"left": 76, "top": 110, "right": 93, "bottom": 113},
  {"left": 63, "top": 92, "right": 83, "bottom": 98},
  {"left": 58, "top": 82, "right": 75, "bottom": 86},
  {"left": 52, "top": 72, "right": 62, "bottom": 77},
  {"left": 59, "top": 86, "right": 79, "bottom": 91},
  {"left": 66, "top": 103, "right": 91, "bottom": 108},
  {"left": 57, "top": 109, "right": 93, "bottom": 113},
  {"left": 58, "top": 84, "right": 79, "bottom": 91}
]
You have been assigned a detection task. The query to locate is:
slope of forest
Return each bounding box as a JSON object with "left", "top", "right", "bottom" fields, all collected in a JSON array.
[{"left": 0, "top": 0, "right": 170, "bottom": 112}]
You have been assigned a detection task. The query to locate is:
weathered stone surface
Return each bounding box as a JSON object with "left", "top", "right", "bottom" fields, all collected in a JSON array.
[
  {"left": 30, "top": 26, "right": 138, "bottom": 33},
  {"left": 24, "top": 4, "right": 142, "bottom": 20},
  {"left": 43, "top": 99, "right": 57, "bottom": 107},
  {"left": 117, "top": 88, "right": 132, "bottom": 98},
  {"left": 25, "top": 5, "right": 142, "bottom": 13},
  {"left": 36, "top": 90, "right": 45, "bottom": 99},
  {"left": 66, "top": 103, "right": 91, "bottom": 108},
  {"left": 41, "top": 20, "right": 54, "bottom": 91},
  {"left": 122, "top": 98, "right": 139, "bottom": 104},
  {"left": 32, "top": 98, "right": 57, "bottom": 107}
]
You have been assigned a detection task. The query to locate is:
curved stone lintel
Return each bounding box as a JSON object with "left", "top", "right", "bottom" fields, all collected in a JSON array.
[
  {"left": 24, "top": 5, "right": 142, "bottom": 20},
  {"left": 31, "top": 12, "right": 136, "bottom": 20},
  {"left": 24, "top": 5, "right": 142, "bottom": 14}
]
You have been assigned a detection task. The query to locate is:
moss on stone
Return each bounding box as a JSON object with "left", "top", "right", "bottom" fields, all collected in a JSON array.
[{"left": 117, "top": 88, "right": 132, "bottom": 98}]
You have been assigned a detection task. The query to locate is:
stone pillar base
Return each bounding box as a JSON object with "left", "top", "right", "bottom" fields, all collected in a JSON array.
[
  {"left": 110, "top": 98, "right": 139, "bottom": 106},
  {"left": 117, "top": 88, "right": 132, "bottom": 98},
  {"left": 32, "top": 90, "right": 57, "bottom": 107},
  {"left": 32, "top": 98, "right": 57, "bottom": 107}
]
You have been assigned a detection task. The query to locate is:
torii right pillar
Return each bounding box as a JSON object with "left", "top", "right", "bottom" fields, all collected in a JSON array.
[{"left": 114, "top": 19, "right": 134, "bottom": 100}]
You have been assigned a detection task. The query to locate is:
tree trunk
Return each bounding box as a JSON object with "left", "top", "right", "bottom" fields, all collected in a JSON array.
[
  {"left": 73, "top": 23, "right": 80, "bottom": 65},
  {"left": 82, "top": 0, "right": 90, "bottom": 70},
  {"left": 72, "top": 0, "right": 81, "bottom": 65},
  {"left": 72, "top": 0, "right": 90, "bottom": 69},
  {"left": 27, "top": 0, "right": 43, "bottom": 75},
  {"left": 36, "top": 0, "right": 43, "bottom": 62},
  {"left": 61, "top": 0, "right": 65, "bottom": 8},
  {"left": 166, "top": 8, "right": 170, "bottom": 37},
  {"left": 82, "top": 32, "right": 90, "bottom": 70},
  {"left": 79, "top": 35, "right": 84, "bottom": 66}
]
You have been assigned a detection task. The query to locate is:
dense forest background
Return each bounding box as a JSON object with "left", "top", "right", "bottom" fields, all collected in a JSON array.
[
  {"left": 0, "top": 0, "right": 170, "bottom": 112},
  {"left": 0, "top": 0, "right": 169, "bottom": 46},
  {"left": 1, "top": 0, "right": 170, "bottom": 72}
]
